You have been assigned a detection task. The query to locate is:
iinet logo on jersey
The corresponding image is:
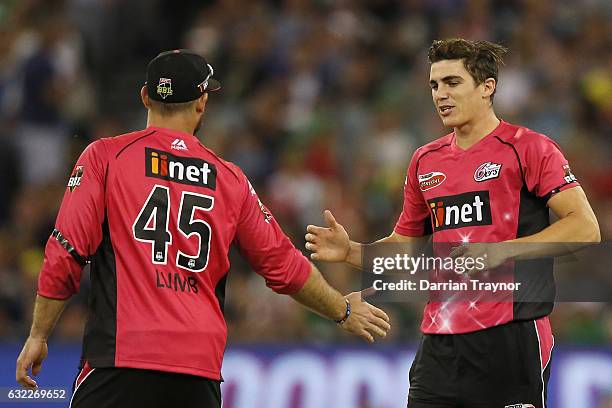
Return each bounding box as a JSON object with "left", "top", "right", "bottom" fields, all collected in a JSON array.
[
  {"left": 427, "top": 191, "right": 492, "bottom": 231},
  {"left": 145, "top": 148, "right": 217, "bottom": 190}
]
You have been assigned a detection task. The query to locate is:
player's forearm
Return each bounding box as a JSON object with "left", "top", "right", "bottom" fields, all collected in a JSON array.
[
  {"left": 29, "top": 295, "right": 68, "bottom": 340},
  {"left": 291, "top": 265, "right": 346, "bottom": 322},
  {"left": 346, "top": 234, "right": 402, "bottom": 268},
  {"left": 505, "top": 212, "right": 600, "bottom": 260},
  {"left": 345, "top": 241, "right": 363, "bottom": 269},
  {"left": 346, "top": 233, "right": 426, "bottom": 269}
]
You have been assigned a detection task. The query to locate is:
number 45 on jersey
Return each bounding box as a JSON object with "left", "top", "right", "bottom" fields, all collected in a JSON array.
[{"left": 133, "top": 185, "right": 213, "bottom": 272}]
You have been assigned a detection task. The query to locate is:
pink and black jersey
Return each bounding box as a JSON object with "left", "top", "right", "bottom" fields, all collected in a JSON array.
[
  {"left": 395, "top": 120, "right": 579, "bottom": 334},
  {"left": 38, "top": 126, "right": 311, "bottom": 380}
]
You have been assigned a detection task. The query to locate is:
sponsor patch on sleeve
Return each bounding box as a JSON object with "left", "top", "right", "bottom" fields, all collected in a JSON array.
[
  {"left": 247, "top": 180, "right": 272, "bottom": 223},
  {"left": 562, "top": 164, "right": 577, "bottom": 184},
  {"left": 67, "top": 166, "right": 84, "bottom": 192}
]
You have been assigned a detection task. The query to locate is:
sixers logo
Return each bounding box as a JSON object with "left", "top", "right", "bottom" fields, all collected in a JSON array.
[
  {"left": 418, "top": 172, "right": 446, "bottom": 191},
  {"left": 474, "top": 162, "right": 502, "bottom": 182}
]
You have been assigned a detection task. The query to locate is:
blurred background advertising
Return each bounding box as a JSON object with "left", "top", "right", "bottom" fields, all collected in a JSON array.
[{"left": 0, "top": 0, "right": 611, "bottom": 407}]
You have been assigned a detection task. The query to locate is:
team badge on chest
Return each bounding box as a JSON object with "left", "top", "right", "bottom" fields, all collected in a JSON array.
[{"left": 474, "top": 162, "right": 502, "bottom": 182}]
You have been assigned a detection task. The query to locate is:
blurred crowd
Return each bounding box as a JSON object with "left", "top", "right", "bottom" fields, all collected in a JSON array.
[{"left": 0, "top": 0, "right": 611, "bottom": 345}]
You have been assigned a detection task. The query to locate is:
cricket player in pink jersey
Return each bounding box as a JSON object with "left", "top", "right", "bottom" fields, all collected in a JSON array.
[
  {"left": 15, "top": 49, "right": 391, "bottom": 408},
  {"left": 305, "top": 39, "right": 600, "bottom": 407}
]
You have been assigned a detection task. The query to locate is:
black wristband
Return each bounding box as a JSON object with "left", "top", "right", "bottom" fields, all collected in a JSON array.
[{"left": 335, "top": 298, "right": 351, "bottom": 325}]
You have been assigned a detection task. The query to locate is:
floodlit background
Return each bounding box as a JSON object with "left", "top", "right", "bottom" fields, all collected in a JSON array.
[{"left": 0, "top": 0, "right": 611, "bottom": 407}]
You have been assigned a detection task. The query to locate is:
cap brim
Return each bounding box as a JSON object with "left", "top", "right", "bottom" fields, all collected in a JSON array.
[{"left": 206, "top": 78, "right": 221, "bottom": 92}]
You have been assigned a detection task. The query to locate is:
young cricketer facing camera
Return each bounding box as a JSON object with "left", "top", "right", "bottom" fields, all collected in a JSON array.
[{"left": 305, "top": 39, "right": 600, "bottom": 408}]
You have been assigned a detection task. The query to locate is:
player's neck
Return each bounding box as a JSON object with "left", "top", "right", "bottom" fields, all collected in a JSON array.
[
  {"left": 454, "top": 112, "right": 500, "bottom": 150},
  {"left": 146, "top": 112, "right": 196, "bottom": 136}
]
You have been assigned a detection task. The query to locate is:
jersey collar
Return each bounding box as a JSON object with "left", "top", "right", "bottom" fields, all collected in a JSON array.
[
  {"left": 450, "top": 120, "right": 507, "bottom": 154},
  {"left": 146, "top": 125, "right": 201, "bottom": 142}
]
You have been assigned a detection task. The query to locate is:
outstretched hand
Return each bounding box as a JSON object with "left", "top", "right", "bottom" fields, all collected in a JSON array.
[
  {"left": 305, "top": 210, "right": 350, "bottom": 262},
  {"left": 340, "top": 289, "right": 390, "bottom": 343}
]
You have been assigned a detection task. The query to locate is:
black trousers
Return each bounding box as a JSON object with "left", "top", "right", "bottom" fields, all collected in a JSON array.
[
  {"left": 408, "top": 319, "right": 553, "bottom": 408},
  {"left": 69, "top": 365, "right": 221, "bottom": 408}
]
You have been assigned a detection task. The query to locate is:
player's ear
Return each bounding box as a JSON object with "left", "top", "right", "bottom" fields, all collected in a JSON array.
[
  {"left": 195, "top": 93, "right": 208, "bottom": 113},
  {"left": 482, "top": 78, "right": 496, "bottom": 100},
  {"left": 141, "top": 86, "right": 151, "bottom": 109}
]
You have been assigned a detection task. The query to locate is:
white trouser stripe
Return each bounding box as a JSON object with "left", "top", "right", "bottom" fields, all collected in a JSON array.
[
  {"left": 534, "top": 321, "right": 545, "bottom": 408},
  {"left": 68, "top": 367, "right": 96, "bottom": 408}
]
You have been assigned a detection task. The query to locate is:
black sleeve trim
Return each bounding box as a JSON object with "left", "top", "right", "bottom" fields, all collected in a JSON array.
[
  {"left": 546, "top": 181, "right": 578, "bottom": 202},
  {"left": 51, "top": 229, "right": 90, "bottom": 266},
  {"left": 550, "top": 181, "right": 577, "bottom": 195}
]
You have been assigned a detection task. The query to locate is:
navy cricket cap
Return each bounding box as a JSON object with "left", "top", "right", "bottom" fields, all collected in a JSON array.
[{"left": 146, "top": 49, "right": 221, "bottom": 103}]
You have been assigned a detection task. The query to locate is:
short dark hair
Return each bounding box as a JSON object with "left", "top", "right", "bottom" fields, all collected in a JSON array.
[
  {"left": 428, "top": 39, "right": 508, "bottom": 100},
  {"left": 148, "top": 99, "right": 198, "bottom": 116}
]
